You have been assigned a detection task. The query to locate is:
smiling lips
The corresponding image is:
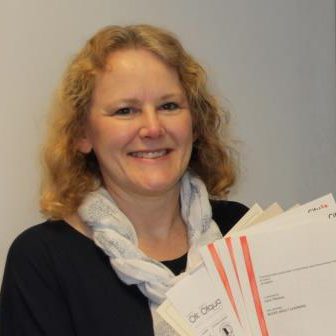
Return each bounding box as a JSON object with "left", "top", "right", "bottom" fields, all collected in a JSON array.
[{"left": 128, "top": 149, "right": 171, "bottom": 159}]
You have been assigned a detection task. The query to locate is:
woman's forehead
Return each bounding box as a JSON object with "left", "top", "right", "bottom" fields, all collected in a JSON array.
[{"left": 92, "top": 49, "right": 186, "bottom": 104}]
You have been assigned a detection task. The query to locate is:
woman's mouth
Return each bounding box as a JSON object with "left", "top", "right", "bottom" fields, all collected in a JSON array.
[{"left": 129, "top": 149, "right": 170, "bottom": 159}]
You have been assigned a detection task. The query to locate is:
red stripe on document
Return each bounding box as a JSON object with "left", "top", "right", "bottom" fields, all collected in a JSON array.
[
  {"left": 225, "top": 237, "right": 243, "bottom": 293},
  {"left": 207, "top": 243, "right": 241, "bottom": 323},
  {"left": 240, "top": 236, "right": 269, "bottom": 336}
]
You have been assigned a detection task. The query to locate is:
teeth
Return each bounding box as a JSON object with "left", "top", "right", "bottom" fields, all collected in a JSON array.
[{"left": 130, "top": 150, "right": 168, "bottom": 158}]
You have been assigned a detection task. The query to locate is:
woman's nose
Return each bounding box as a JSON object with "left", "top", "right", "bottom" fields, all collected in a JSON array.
[{"left": 138, "top": 108, "right": 164, "bottom": 138}]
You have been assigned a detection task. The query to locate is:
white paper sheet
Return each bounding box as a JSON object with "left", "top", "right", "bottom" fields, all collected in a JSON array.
[
  {"left": 166, "top": 264, "right": 245, "bottom": 336},
  {"left": 231, "top": 216, "right": 336, "bottom": 335}
]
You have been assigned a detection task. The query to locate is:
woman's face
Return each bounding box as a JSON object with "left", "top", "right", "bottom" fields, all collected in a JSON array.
[{"left": 78, "top": 48, "right": 193, "bottom": 198}]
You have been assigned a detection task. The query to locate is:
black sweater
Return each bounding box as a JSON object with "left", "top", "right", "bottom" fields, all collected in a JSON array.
[{"left": 0, "top": 200, "right": 248, "bottom": 336}]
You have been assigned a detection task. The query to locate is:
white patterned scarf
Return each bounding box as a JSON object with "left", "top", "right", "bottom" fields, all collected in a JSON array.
[{"left": 78, "top": 172, "right": 222, "bottom": 335}]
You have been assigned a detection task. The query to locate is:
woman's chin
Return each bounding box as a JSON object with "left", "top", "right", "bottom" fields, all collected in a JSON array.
[{"left": 131, "top": 177, "right": 181, "bottom": 197}]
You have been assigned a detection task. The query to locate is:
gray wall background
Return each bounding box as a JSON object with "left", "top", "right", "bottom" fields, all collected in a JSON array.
[{"left": 1, "top": 0, "right": 335, "bottom": 278}]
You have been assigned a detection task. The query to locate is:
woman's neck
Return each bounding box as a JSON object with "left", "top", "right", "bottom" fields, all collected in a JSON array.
[{"left": 106, "top": 184, "right": 189, "bottom": 260}]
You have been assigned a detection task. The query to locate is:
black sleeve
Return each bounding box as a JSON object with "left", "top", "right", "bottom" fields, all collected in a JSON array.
[
  {"left": 210, "top": 200, "right": 249, "bottom": 236},
  {"left": 0, "top": 231, "right": 75, "bottom": 336}
]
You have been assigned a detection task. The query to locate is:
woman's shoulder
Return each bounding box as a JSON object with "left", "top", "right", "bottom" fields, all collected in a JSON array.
[
  {"left": 9, "top": 220, "right": 79, "bottom": 254},
  {"left": 210, "top": 199, "right": 249, "bottom": 235},
  {"left": 2, "top": 220, "right": 112, "bottom": 307},
  {"left": 5, "top": 220, "right": 97, "bottom": 274},
  {"left": 210, "top": 199, "right": 249, "bottom": 219},
  {"left": 8, "top": 220, "right": 63, "bottom": 255},
  {"left": 1, "top": 221, "right": 152, "bottom": 336},
  {"left": 11, "top": 219, "right": 66, "bottom": 241}
]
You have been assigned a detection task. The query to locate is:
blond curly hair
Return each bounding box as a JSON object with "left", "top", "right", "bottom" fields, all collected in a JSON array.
[{"left": 40, "top": 24, "right": 237, "bottom": 219}]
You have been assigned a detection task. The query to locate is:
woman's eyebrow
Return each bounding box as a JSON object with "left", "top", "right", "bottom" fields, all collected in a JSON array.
[
  {"left": 105, "top": 93, "right": 184, "bottom": 107},
  {"left": 104, "top": 98, "right": 140, "bottom": 107},
  {"left": 159, "top": 93, "right": 184, "bottom": 100}
]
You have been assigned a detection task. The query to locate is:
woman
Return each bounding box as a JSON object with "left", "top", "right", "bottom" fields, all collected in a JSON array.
[{"left": 0, "top": 25, "right": 248, "bottom": 335}]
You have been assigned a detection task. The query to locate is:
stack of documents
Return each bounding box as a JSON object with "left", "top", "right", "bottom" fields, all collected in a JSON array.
[{"left": 158, "top": 194, "right": 336, "bottom": 335}]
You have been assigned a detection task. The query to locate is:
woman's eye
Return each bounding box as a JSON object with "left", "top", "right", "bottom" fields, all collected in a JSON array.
[
  {"left": 160, "top": 102, "right": 179, "bottom": 111},
  {"left": 113, "top": 107, "right": 135, "bottom": 116}
]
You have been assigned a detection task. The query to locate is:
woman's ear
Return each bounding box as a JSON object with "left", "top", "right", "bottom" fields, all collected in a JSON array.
[{"left": 77, "top": 134, "right": 93, "bottom": 154}]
